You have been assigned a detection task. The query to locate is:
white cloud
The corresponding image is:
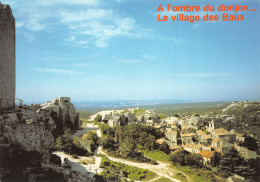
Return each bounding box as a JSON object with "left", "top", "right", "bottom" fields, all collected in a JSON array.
[
  {"left": 59, "top": 9, "right": 113, "bottom": 23},
  {"left": 12, "top": 0, "right": 148, "bottom": 47},
  {"left": 35, "top": 68, "right": 84, "bottom": 75},
  {"left": 37, "top": 0, "right": 99, "bottom": 6},
  {"left": 116, "top": 58, "right": 140, "bottom": 63},
  {"left": 170, "top": 73, "right": 234, "bottom": 77},
  {"left": 16, "top": 22, "right": 24, "bottom": 28},
  {"left": 61, "top": 9, "right": 144, "bottom": 47},
  {"left": 142, "top": 54, "right": 159, "bottom": 60}
]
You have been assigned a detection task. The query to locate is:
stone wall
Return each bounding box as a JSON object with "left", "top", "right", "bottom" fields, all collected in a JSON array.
[{"left": 0, "top": 3, "right": 15, "bottom": 109}]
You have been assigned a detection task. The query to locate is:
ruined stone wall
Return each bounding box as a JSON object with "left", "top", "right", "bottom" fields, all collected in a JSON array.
[{"left": 0, "top": 3, "right": 15, "bottom": 108}]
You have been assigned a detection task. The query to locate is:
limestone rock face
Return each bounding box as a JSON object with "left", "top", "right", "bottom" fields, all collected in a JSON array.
[
  {"left": 41, "top": 97, "right": 81, "bottom": 133},
  {"left": 0, "top": 97, "right": 86, "bottom": 182}
]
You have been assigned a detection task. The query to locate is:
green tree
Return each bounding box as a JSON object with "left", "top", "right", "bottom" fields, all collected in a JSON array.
[
  {"left": 94, "top": 114, "right": 102, "bottom": 123},
  {"left": 159, "top": 141, "right": 170, "bottom": 154},
  {"left": 187, "top": 153, "right": 203, "bottom": 168},
  {"left": 239, "top": 136, "right": 258, "bottom": 151},
  {"left": 170, "top": 149, "right": 186, "bottom": 166},
  {"left": 219, "top": 147, "right": 243, "bottom": 175},
  {"left": 56, "top": 129, "right": 73, "bottom": 153},
  {"left": 144, "top": 135, "right": 156, "bottom": 151},
  {"left": 119, "top": 137, "right": 136, "bottom": 158},
  {"left": 211, "top": 152, "right": 221, "bottom": 167},
  {"left": 83, "top": 131, "right": 99, "bottom": 151},
  {"left": 119, "top": 115, "right": 129, "bottom": 126},
  {"left": 102, "top": 135, "right": 116, "bottom": 149}
]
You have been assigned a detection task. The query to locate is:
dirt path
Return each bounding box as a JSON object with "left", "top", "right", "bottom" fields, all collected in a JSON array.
[
  {"left": 69, "top": 122, "right": 191, "bottom": 182},
  {"left": 53, "top": 151, "right": 101, "bottom": 177},
  {"left": 98, "top": 147, "right": 182, "bottom": 182}
]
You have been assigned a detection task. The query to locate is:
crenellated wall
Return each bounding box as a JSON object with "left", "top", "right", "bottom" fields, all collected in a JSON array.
[{"left": 0, "top": 3, "right": 15, "bottom": 109}]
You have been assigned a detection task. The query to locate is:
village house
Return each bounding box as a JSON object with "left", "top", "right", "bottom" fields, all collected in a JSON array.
[
  {"left": 202, "top": 146, "right": 212, "bottom": 151},
  {"left": 235, "top": 133, "right": 246, "bottom": 142},
  {"left": 211, "top": 146, "right": 225, "bottom": 153},
  {"left": 196, "top": 130, "right": 212, "bottom": 145},
  {"left": 156, "top": 138, "right": 170, "bottom": 145},
  {"left": 234, "top": 144, "right": 258, "bottom": 159},
  {"left": 165, "top": 130, "right": 178, "bottom": 145},
  {"left": 165, "top": 124, "right": 177, "bottom": 132},
  {"left": 213, "top": 127, "right": 228, "bottom": 134},
  {"left": 124, "top": 112, "right": 138, "bottom": 123},
  {"left": 199, "top": 150, "right": 214, "bottom": 166},
  {"left": 213, "top": 132, "right": 236, "bottom": 144},
  {"left": 182, "top": 126, "right": 191, "bottom": 134},
  {"left": 211, "top": 138, "right": 223, "bottom": 147},
  {"left": 183, "top": 143, "right": 204, "bottom": 153},
  {"left": 181, "top": 133, "right": 195, "bottom": 144},
  {"left": 170, "top": 145, "right": 180, "bottom": 152},
  {"left": 108, "top": 118, "right": 120, "bottom": 128},
  {"left": 153, "top": 124, "right": 166, "bottom": 132},
  {"left": 145, "top": 120, "right": 154, "bottom": 126}
]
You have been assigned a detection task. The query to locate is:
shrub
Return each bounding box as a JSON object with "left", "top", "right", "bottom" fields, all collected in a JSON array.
[
  {"left": 50, "top": 154, "right": 61, "bottom": 166},
  {"left": 150, "top": 159, "right": 158, "bottom": 165}
]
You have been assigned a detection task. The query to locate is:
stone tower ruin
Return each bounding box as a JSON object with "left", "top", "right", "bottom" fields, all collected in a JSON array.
[{"left": 0, "top": 3, "right": 15, "bottom": 109}]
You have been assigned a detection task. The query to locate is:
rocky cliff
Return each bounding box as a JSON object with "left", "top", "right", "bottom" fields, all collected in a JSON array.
[{"left": 0, "top": 97, "right": 92, "bottom": 182}]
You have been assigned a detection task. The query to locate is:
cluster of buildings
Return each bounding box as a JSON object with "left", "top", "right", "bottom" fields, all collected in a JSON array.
[
  {"left": 97, "top": 108, "right": 258, "bottom": 166},
  {"left": 158, "top": 118, "right": 258, "bottom": 166}
]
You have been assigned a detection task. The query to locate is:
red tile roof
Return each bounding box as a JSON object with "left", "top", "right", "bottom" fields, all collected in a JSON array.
[{"left": 199, "top": 150, "right": 214, "bottom": 159}]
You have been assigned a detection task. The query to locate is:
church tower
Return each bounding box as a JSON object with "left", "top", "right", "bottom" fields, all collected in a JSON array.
[{"left": 207, "top": 119, "right": 215, "bottom": 133}]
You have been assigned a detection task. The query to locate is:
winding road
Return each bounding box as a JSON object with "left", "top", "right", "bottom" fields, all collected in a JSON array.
[{"left": 58, "top": 122, "right": 190, "bottom": 182}]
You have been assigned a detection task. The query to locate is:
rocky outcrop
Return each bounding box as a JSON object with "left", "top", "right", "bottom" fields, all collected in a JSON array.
[
  {"left": 0, "top": 97, "right": 91, "bottom": 182},
  {"left": 222, "top": 101, "right": 260, "bottom": 114},
  {"left": 40, "top": 97, "right": 81, "bottom": 137}
]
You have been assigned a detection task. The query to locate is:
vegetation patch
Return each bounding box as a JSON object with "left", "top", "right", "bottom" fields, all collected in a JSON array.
[
  {"left": 101, "top": 123, "right": 169, "bottom": 164},
  {"left": 172, "top": 165, "right": 215, "bottom": 182},
  {"left": 133, "top": 109, "right": 146, "bottom": 116},
  {"left": 95, "top": 156, "right": 157, "bottom": 182},
  {"left": 56, "top": 130, "right": 91, "bottom": 156},
  {"left": 153, "top": 177, "right": 172, "bottom": 182},
  {"left": 142, "top": 149, "right": 170, "bottom": 162},
  {"left": 174, "top": 172, "right": 188, "bottom": 182}
]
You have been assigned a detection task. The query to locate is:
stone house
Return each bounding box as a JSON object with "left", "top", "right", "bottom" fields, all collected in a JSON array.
[
  {"left": 156, "top": 138, "right": 170, "bottom": 145},
  {"left": 181, "top": 133, "right": 195, "bottom": 144},
  {"left": 124, "top": 112, "right": 138, "bottom": 123},
  {"left": 202, "top": 146, "right": 212, "bottom": 151},
  {"left": 211, "top": 138, "right": 223, "bottom": 147},
  {"left": 182, "top": 126, "right": 191, "bottom": 134},
  {"left": 145, "top": 120, "right": 154, "bottom": 126},
  {"left": 235, "top": 133, "right": 246, "bottom": 142},
  {"left": 165, "top": 130, "right": 178, "bottom": 145},
  {"left": 199, "top": 150, "right": 214, "bottom": 166},
  {"left": 183, "top": 143, "right": 204, "bottom": 154},
  {"left": 234, "top": 145, "right": 258, "bottom": 159},
  {"left": 213, "top": 128, "right": 228, "bottom": 134},
  {"left": 213, "top": 132, "right": 236, "bottom": 144},
  {"left": 108, "top": 118, "right": 120, "bottom": 128},
  {"left": 153, "top": 124, "right": 166, "bottom": 132},
  {"left": 196, "top": 130, "right": 212, "bottom": 144}
]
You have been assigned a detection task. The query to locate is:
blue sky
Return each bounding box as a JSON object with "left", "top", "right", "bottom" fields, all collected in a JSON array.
[{"left": 2, "top": 0, "right": 260, "bottom": 102}]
